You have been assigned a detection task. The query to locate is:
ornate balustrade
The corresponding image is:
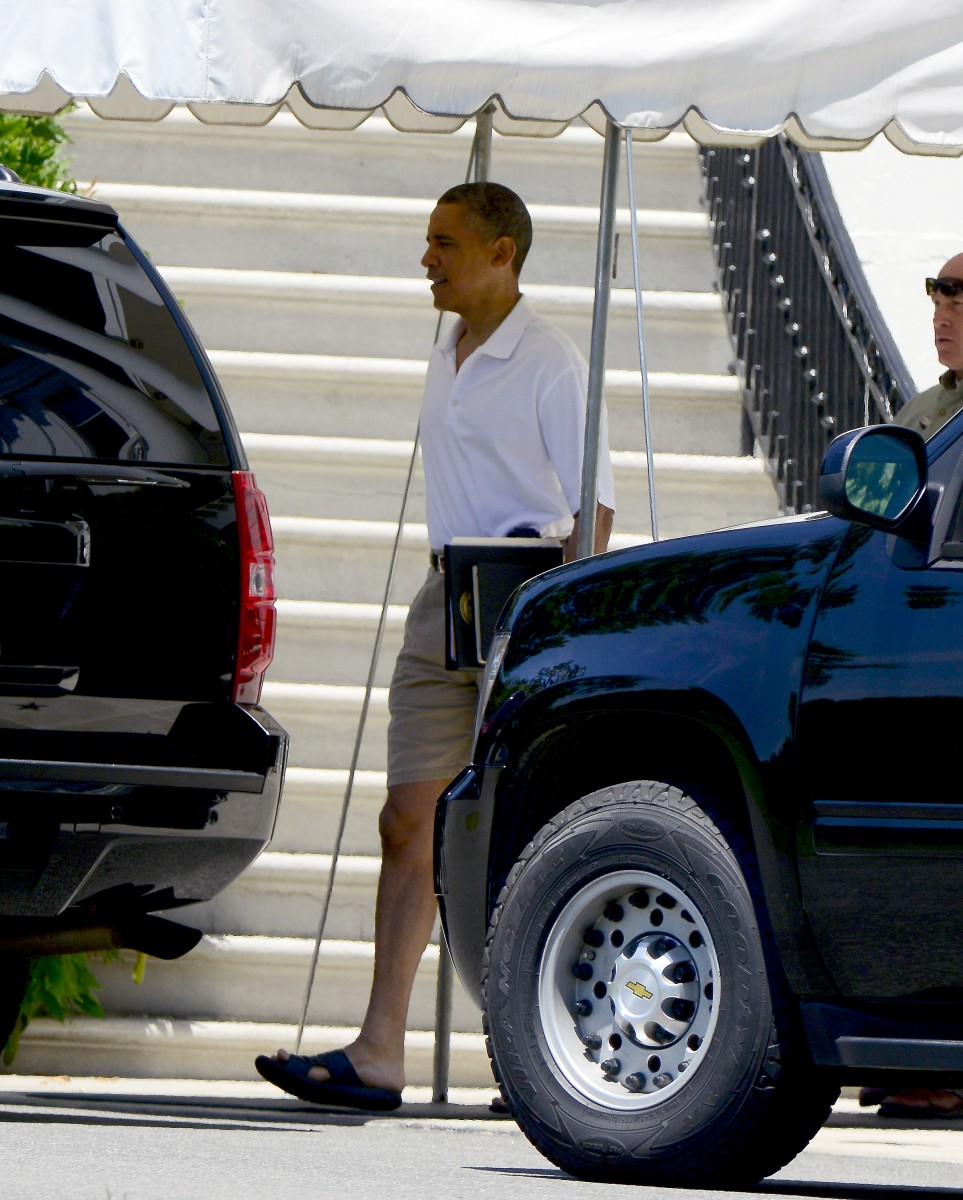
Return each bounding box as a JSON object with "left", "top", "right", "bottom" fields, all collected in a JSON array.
[{"left": 701, "top": 138, "right": 915, "bottom": 512}]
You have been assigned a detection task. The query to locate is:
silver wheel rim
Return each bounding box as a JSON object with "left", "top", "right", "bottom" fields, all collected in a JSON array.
[{"left": 538, "top": 868, "right": 721, "bottom": 1111}]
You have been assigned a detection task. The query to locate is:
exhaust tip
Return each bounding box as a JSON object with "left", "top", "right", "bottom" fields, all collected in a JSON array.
[
  {"left": 120, "top": 915, "right": 203, "bottom": 960},
  {"left": 0, "top": 914, "right": 203, "bottom": 960}
]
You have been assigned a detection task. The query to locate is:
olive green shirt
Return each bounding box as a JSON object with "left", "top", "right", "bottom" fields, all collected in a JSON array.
[{"left": 895, "top": 369, "right": 963, "bottom": 439}]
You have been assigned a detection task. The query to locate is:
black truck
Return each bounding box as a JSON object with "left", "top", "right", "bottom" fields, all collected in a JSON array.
[
  {"left": 0, "top": 173, "right": 287, "bottom": 1042},
  {"left": 436, "top": 416, "right": 963, "bottom": 1186}
]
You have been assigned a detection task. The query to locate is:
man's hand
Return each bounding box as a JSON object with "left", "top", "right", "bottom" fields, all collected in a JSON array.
[{"left": 565, "top": 503, "right": 615, "bottom": 562}]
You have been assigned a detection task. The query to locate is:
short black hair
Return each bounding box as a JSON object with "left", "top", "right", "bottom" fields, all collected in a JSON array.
[{"left": 436, "top": 182, "right": 533, "bottom": 276}]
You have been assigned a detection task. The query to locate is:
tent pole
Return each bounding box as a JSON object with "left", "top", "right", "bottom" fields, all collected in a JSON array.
[
  {"left": 577, "top": 120, "right": 620, "bottom": 560},
  {"left": 431, "top": 104, "right": 496, "bottom": 1105},
  {"left": 625, "top": 129, "right": 659, "bottom": 541},
  {"left": 473, "top": 103, "right": 494, "bottom": 181}
]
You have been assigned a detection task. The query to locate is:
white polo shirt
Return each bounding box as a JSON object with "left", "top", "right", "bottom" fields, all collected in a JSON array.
[{"left": 420, "top": 296, "right": 615, "bottom": 550}]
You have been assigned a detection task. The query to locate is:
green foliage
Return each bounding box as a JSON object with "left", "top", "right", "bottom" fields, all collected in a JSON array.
[
  {"left": 2, "top": 952, "right": 118, "bottom": 1066},
  {"left": 0, "top": 111, "right": 76, "bottom": 191}
]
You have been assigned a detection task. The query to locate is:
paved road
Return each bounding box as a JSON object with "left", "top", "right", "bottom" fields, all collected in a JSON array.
[{"left": 0, "top": 1078, "right": 960, "bottom": 1200}]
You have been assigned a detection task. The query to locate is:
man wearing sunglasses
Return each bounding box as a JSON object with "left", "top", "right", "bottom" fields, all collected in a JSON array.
[
  {"left": 856, "top": 256, "right": 963, "bottom": 1121},
  {"left": 895, "top": 253, "right": 963, "bottom": 438}
]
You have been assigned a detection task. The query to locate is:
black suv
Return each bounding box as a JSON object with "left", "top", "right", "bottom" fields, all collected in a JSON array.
[
  {"left": 436, "top": 418, "right": 963, "bottom": 1186},
  {"left": 0, "top": 173, "right": 287, "bottom": 1038}
]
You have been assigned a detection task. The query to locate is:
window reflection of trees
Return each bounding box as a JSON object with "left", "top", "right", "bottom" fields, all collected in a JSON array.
[
  {"left": 801, "top": 639, "right": 866, "bottom": 689},
  {"left": 799, "top": 527, "right": 867, "bottom": 692},
  {"left": 0, "top": 242, "right": 225, "bottom": 465},
  {"left": 905, "top": 585, "right": 957, "bottom": 611},
  {"left": 508, "top": 533, "right": 843, "bottom": 665},
  {"left": 804, "top": 525, "right": 963, "bottom": 688}
]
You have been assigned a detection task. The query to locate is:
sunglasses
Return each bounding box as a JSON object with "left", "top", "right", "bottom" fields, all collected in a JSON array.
[{"left": 926, "top": 276, "right": 963, "bottom": 297}]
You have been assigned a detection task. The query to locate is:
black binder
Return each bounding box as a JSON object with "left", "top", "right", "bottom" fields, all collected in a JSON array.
[{"left": 443, "top": 538, "right": 563, "bottom": 669}]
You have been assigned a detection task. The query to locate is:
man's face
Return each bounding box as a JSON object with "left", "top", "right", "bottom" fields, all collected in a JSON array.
[
  {"left": 932, "top": 253, "right": 963, "bottom": 376},
  {"left": 421, "top": 203, "right": 503, "bottom": 316}
]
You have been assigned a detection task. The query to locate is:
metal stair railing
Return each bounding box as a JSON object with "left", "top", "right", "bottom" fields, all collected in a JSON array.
[{"left": 700, "top": 136, "right": 916, "bottom": 514}]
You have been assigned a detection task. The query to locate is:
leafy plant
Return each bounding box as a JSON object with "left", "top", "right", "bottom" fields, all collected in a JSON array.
[
  {"left": 2, "top": 953, "right": 117, "bottom": 1066},
  {"left": 0, "top": 111, "right": 77, "bottom": 191}
]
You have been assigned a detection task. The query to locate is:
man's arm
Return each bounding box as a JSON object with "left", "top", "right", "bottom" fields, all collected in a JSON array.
[{"left": 564, "top": 502, "right": 614, "bottom": 563}]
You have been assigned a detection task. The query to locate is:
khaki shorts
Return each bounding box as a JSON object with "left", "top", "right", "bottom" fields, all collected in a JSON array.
[{"left": 387, "top": 570, "right": 481, "bottom": 787}]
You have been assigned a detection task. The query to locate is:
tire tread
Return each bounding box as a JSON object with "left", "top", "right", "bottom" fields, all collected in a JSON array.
[{"left": 481, "top": 780, "right": 837, "bottom": 1187}]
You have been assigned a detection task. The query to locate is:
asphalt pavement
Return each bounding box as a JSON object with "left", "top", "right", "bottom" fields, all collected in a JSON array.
[
  {"left": 1, "top": 1077, "right": 962, "bottom": 1200},
  {"left": 1, "top": 1074, "right": 962, "bottom": 1142}
]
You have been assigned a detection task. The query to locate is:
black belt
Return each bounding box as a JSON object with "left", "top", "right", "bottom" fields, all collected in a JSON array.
[{"left": 429, "top": 551, "right": 445, "bottom": 573}]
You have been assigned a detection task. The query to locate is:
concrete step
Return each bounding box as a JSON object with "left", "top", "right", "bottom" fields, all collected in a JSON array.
[
  {"left": 187, "top": 853, "right": 383, "bottom": 940},
  {"left": 13, "top": 1016, "right": 492, "bottom": 1088},
  {"left": 261, "top": 681, "right": 388, "bottom": 771},
  {"left": 93, "top": 936, "right": 482, "bottom": 1034},
  {"left": 219, "top": 350, "right": 746, "bottom": 456},
  {"left": 215, "top": 349, "right": 426, "bottom": 442},
  {"left": 247, "top": 433, "right": 775, "bottom": 538},
  {"left": 164, "top": 266, "right": 733, "bottom": 375},
  {"left": 269, "top": 516, "right": 436, "bottom": 605},
  {"left": 272, "top": 600, "right": 406, "bottom": 688},
  {"left": 64, "top": 107, "right": 705, "bottom": 211},
  {"left": 248, "top": 435, "right": 427, "bottom": 524},
  {"left": 269, "top": 767, "right": 386, "bottom": 857},
  {"left": 90, "top": 181, "right": 718, "bottom": 289},
  {"left": 613, "top": 449, "right": 779, "bottom": 536}
]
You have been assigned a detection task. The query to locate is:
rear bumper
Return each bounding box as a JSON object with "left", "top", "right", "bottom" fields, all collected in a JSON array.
[{"left": 0, "top": 703, "right": 288, "bottom": 920}]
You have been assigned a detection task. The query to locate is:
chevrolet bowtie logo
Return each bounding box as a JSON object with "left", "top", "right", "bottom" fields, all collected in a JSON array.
[{"left": 625, "top": 980, "right": 653, "bottom": 1000}]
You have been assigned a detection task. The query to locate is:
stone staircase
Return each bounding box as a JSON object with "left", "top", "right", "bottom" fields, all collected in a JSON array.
[{"left": 12, "top": 107, "right": 779, "bottom": 1085}]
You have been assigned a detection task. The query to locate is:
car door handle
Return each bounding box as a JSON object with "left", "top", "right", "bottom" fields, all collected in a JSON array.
[
  {"left": 0, "top": 664, "right": 79, "bottom": 696},
  {"left": 0, "top": 515, "right": 90, "bottom": 565}
]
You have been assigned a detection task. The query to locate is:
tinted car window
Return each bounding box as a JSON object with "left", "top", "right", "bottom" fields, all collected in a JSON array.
[{"left": 0, "top": 234, "right": 228, "bottom": 465}]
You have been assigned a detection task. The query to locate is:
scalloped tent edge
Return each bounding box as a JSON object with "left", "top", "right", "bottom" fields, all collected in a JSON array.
[{"left": 4, "top": 72, "right": 963, "bottom": 158}]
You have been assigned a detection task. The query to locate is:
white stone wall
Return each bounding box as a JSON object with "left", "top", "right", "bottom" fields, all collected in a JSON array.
[{"left": 821, "top": 139, "right": 963, "bottom": 392}]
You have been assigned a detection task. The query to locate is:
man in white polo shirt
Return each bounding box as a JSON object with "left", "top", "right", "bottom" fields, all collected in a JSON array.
[{"left": 257, "top": 182, "right": 615, "bottom": 1110}]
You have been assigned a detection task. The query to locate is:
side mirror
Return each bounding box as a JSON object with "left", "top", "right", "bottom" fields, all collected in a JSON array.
[{"left": 819, "top": 424, "right": 927, "bottom": 534}]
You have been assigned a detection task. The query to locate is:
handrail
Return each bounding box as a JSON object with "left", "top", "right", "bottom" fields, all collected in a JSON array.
[{"left": 700, "top": 137, "right": 916, "bottom": 513}]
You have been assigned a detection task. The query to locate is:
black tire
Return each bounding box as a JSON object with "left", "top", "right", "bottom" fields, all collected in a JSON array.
[
  {"left": 482, "top": 781, "right": 837, "bottom": 1188},
  {"left": 0, "top": 958, "right": 29, "bottom": 1055}
]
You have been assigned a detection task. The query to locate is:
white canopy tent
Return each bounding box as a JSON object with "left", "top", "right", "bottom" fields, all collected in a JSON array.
[
  {"left": 5, "top": 0, "right": 963, "bottom": 548},
  {"left": 5, "top": 0, "right": 963, "bottom": 152},
  {"left": 5, "top": 0, "right": 963, "bottom": 1083}
]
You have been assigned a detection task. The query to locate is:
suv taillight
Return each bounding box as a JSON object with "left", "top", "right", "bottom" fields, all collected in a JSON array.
[{"left": 232, "top": 471, "right": 277, "bottom": 704}]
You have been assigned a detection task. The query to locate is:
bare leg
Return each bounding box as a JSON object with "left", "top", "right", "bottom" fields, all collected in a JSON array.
[{"left": 273, "top": 777, "right": 449, "bottom": 1093}]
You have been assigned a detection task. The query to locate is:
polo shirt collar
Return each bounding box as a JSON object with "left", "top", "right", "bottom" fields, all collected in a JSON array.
[
  {"left": 940, "top": 368, "right": 963, "bottom": 392},
  {"left": 440, "top": 295, "right": 534, "bottom": 361}
]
